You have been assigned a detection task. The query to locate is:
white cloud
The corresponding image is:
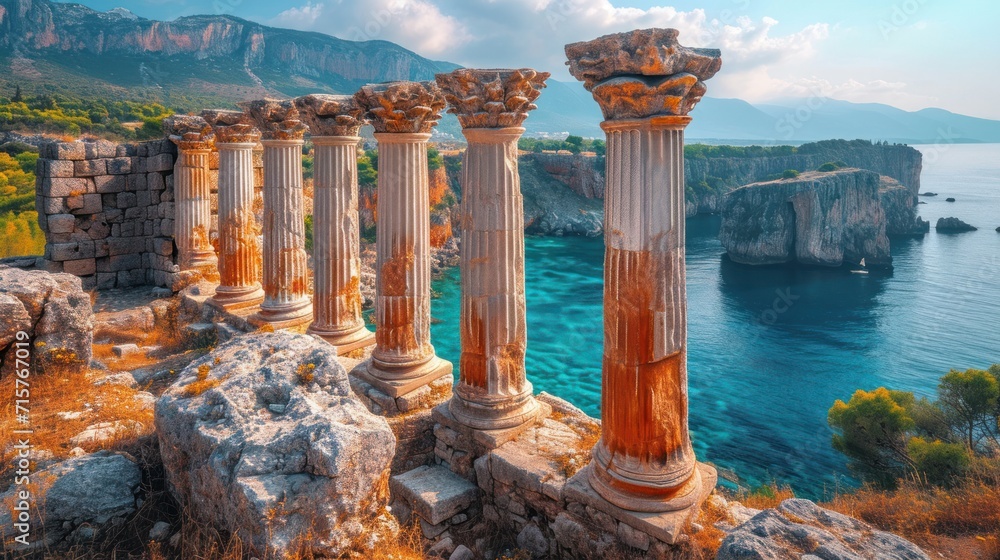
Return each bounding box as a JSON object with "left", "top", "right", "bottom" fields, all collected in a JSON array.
[
  {"left": 269, "top": 0, "right": 831, "bottom": 86},
  {"left": 272, "top": 0, "right": 472, "bottom": 56}
]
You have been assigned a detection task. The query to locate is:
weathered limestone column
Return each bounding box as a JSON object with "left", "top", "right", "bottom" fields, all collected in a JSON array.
[
  {"left": 354, "top": 81, "right": 452, "bottom": 397},
  {"left": 242, "top": 100, "right": 313, "bottom": 329},
  {"left": 566, "top": 29, "right": 722, "bottom": 513},
  {"left": 295, "top": 94, "right": 375, "bottom": 354},
  {"left": 165, "top": 116, "right": 218, "bottom": 276},
  {"left": 435, "top": 69, "right": 549, "bottom": 430},
  {"left": 201, "top": 110, "right": 264, "bottom": 310}
]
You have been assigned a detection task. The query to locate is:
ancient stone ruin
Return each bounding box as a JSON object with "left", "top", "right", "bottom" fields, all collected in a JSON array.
[{"left": 14, "top": 27, "right": 932, "bottom": 560}]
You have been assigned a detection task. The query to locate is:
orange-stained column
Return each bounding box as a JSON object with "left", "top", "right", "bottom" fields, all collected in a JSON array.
[
  {"left": 242, "top": 99, "right": 313, "bottom": 329},
  {"left": 566, "top": 29, "right": 722, "bottom": 512},
  {"left": 202, "top": 110, "right": 264, "bottom": 310},
  {"left": 354, "top": 81, "right": 452, "bottom": 397},
  {"left": 295, "top": 94, "right": 375, "bottom": 354},
  {"left": 435, "top": 69, "right": 549, "bottom": 430},
  {"left": 166, "top": 116, "right": 218, "bottom": 276}
]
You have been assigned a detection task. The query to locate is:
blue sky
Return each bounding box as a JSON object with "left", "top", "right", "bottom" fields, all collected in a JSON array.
[{"left": 58, "top": 0, "right": 1000, "bottom": 119}]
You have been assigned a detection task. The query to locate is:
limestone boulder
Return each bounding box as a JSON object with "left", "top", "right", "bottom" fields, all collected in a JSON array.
[
  {"left": 0, "top": 451, "right": 141, "bottom": 549},
  {"left": 0, "top": 266, "right": 93, "bottom": 378},
  {"left": 155, "top": 332, "right": 396, "bottom": 557},
  {"left": 716, "top": 498, "right": 929, "bottom": 560}
]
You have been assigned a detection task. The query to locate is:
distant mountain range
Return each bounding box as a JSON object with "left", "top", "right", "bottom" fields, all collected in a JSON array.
[{"left": 2, "top": 0, "right": 1000, "bottom": 144}]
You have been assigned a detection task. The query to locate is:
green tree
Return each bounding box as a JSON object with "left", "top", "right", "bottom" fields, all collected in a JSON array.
[
  {"left": 828, "top": 387, "right": 916, "bottom": 486},
  {"left": 907, "top": 437, "right": 970, "bottom": 487},
  {"left": 591, "top": 139, "right": 606, "bottom": 157},
  {"left": 357, "top": 154, "right": 377, "bottom": 186},
  {"left": 427, "top": 145, "right": 443, "bottom": 171},
  {"left": 938, "top": 368, "right": 1000, "bottom": 450}
]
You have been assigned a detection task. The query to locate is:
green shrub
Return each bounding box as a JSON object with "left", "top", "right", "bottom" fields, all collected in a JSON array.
[{"left": 782, "top": 169, "right": 800, "bottom": 179}]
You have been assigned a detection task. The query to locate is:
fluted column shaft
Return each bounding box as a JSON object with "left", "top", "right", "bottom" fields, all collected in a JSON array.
[
  {"left": 174, "top": 146, "right": 217, "bottom": 272},
  {"left": 210, "top": 142, "right": 264, "bottom": 308},
  {"left": 450, "top": 127, "right": 538, "bottom": 429},
  {"left": 372, "top": 132, "right": 434, "bottom": 367},
  {"left": 307, "top": 136, "right": 374, "bottom": 352},
  {"left": 253, "top": 139, "right": 313, "bottom": 328},
  {"left": 588, "top": 116, "right": 700, "bottom": 512}
]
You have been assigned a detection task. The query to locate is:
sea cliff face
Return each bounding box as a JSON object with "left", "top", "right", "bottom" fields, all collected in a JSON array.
[
  {"left": 719, "top": 169, "right": 893, "bottom": 268},
  {"left": 509, "top": 141, "right": 923, "bottom": 237}
]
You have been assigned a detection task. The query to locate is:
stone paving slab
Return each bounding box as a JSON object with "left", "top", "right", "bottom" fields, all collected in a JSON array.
[{"left": 390, "top": 465, "right": 479, "bottom": 525}]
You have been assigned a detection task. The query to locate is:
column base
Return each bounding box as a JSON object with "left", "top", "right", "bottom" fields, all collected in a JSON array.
[
  {"left": 249, "top": 299, "right": 313, "bottom": 330},
  {"left": 588, "top": 443, "right": 702, "bottom": 513},
  {"left": 308, "top": 323, "right": 376, "bottom": 356},
  {"left": 434, "top": 397, "right": 551, "bottom": 452},
  {"left": 355, "top": 355, "right": 453, "bottom": 398},
  {"left": 565, "top": 463, "right": 718, "bottom": 545},
  {"left": 207, "top": 285, "right": 265, "bottom": 312},
  {"left": 448, "top": 387, "right": 542, "bottom": 432}
]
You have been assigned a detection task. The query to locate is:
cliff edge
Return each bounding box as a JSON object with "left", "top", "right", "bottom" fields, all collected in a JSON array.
[{"left": 719, "top": 169, "right": 894, "bottom": 268}]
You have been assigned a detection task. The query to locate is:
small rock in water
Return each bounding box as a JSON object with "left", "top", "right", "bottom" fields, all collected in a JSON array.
[
  {"left": 935, "top": 217, "right": 977, "bottom": 232},
  {"left": 946, "top": 197, "right": 956, "bottom": 202}
]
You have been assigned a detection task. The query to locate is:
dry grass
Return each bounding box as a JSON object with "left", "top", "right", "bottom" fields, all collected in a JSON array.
[
  {"left": 826, "top": 479, "right": 1000, "bottom": 538},
  {"left": 689, "top": 496, "right": 732, "bottom": 558},
  {"left": 738, "top": 482, "right": 796, "bottom": 510},
  {"left": 549, "top": 408, "right": 601, "bottom": 478},
  {"left": 0, "top": 367, "right": 154, "bottom": 482}
]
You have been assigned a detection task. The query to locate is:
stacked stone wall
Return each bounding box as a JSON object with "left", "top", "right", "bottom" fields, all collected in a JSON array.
[{"left": 35, "top": 138, "right": 264, "bottom": 290}]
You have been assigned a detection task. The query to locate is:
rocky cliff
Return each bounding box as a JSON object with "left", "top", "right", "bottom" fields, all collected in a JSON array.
[
  {"left": 719, "top": 169, "right": 893, "bottom": 268},
  {"left": 0, "top": 0, "right": 457, "bottom": 97},
  {"left": 507, "top": 141, "right": 923, "bottom": 237}
]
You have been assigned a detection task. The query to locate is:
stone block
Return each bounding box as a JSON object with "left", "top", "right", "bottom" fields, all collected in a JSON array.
[
  {"left": 120, "top": 222, "right": 135, "bottom": 237},
  {"left": 54, "top": 142, "right": 86, "bottom": 160},
  {"left": 95, "top": 175, "right": 126, "bottom": 194},
  {"left": 136, "top": 190, "right": 151, "bottom": 208},
  {"left": 94, "top": 239, "right": 109, "bottom": 257},
  {"left": 48, "top": 214, "right": 76, "bottom": 234},
  {"left": 157, "top": 202, "right": 174, "bottom": 219},
  {"left": 50, "top": 240, "right": 95, "bottom": 261},
  {"left": 66, "top": 195, "right": 84, "bottom": 210},
  {"left": 131, "top": 157, "right": 146, "bottom": 174},
  {"left": 85, "top": 140, "right": 118, "bottom": 159},
  {"left": 147, "top": 153, "right": 174, "bottom": 172},
  {"left": 160, "top": 219, "right": 173, "bottom": 236},
  {"left": 108, "top": 238, "right": 142, "bottom": 257},
  {"left": 390, "top": 465, "right": 479, "bottom": 525},
  {"left": 147, "top": 172, "right": 165, "bottom": 191},
  {"left": 104, "top": 207, "right": 123, "bottom": 223},
  {"left": 124, "top": 207, "right": 143, "bottom": 220},
  {"left": 96, "top": 272, "right": 117, "bottom": 289},
  {"left": 41, "top": 177, "right": 92, "bottom": 198},
  {"left": 40, "top": 196, "right": 68, "bottom": 214},
  {"left": 117, "top": 192, "right": 137, "bottom": 208},
  {"left": 73, "top": 193, "right": 102, "bottom": 215},
  {"left": 63, "top": 258, "right": 97, "bottom": 276},
  {"left": 42, "top": 159, "right": 76, "bottom": 178},
  {"left": 116, "top": 145, "right": 137, "bottom": 157},
  {"left": 127, "top": 174, "right": 147, "bottom": 192},
  {"left": 74, "top": 159, "right": 107, "bottom": 177},
  {"left": 107, "top": 157, "right": 132, "bottom": 175}
]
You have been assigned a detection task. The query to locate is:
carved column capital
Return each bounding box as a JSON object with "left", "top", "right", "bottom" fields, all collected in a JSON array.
[
  {"left": 354, "top": 81, "right": 446, "bottom": 134},
  {"left": 565, "top": 28, "right": 722, "bottom": 120},
  {"left": 164, "top": 115, "right": 215, "bottom": 151},
  {"left": 202, "top": 109, "right": 262, "bottom": 145},
  {"left": 435, "top": 68, "right": 549, "bottom": 129},
  {"left": 294, "top": 94, "right": 367, "bottom": 137},
  {"left": 239, "top": 99, "right": 308, "bottom": 141}
]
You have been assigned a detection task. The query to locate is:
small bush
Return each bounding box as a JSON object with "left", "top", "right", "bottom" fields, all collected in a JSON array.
[
  {"left": 782, "top": 169, "right": 800, "bottom": 179},
  {"left": 817, "top": 162, "right": 841, "bottom": 172}
]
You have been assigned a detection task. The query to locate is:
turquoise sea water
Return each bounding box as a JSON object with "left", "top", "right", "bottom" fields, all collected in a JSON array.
[{"left": 428, "top": 143, "right": 1000, "bottom": 498}]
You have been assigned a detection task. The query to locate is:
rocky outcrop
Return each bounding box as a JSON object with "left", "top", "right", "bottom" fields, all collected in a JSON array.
[
  {"left": 880, "top": 176, "right": 930, "bottom": 236},
  {"left": 686, "top": 140, "right": 922, "bottom": 216},
  {"left": 155, "top": 332, "right": 396, "bottom": 558},
  {"left": 717, "top": 498, "right": 929, "bottom": 560},
  {"left": 0, "top": 451, "right": 142, "bottom": 550},
  {"left": 936, "top": 217, "right": 977, "bottom": 232},
  {"left": 530, "top": 153, "right": 605, "bottom": 199},
  {"left": 0, "top": 266, "right": 93, "bottom": 378},
  {"left": 719, "top": 169, "right": 892, "bottom": 268}
]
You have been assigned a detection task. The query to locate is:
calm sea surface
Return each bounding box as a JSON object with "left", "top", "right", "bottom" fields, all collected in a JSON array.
[{"left": 427, "top": 143, "right": 1000, "bottom": 498}]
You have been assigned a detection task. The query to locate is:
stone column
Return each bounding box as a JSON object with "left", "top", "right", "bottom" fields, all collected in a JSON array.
[
  {"left": 354, "top": 81, "right": 452, "bottom": 397},
  {"left": 435, "top": 69, "right": 549, "bottom": 431},
  {"left": 165, "top": 116, "right": 218, "bottom": 276},
  {"left": 295, "top": 94, "right": 375, "bottom": 354},
  {"left": 566, "top": 29, "right": 722, "bottom": 513},
  {"left": 242, "top": 100, "right": 313, "bottom": 329},
  {"left": 200, "top": 110, "right": 265, "bottom": 310}
]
